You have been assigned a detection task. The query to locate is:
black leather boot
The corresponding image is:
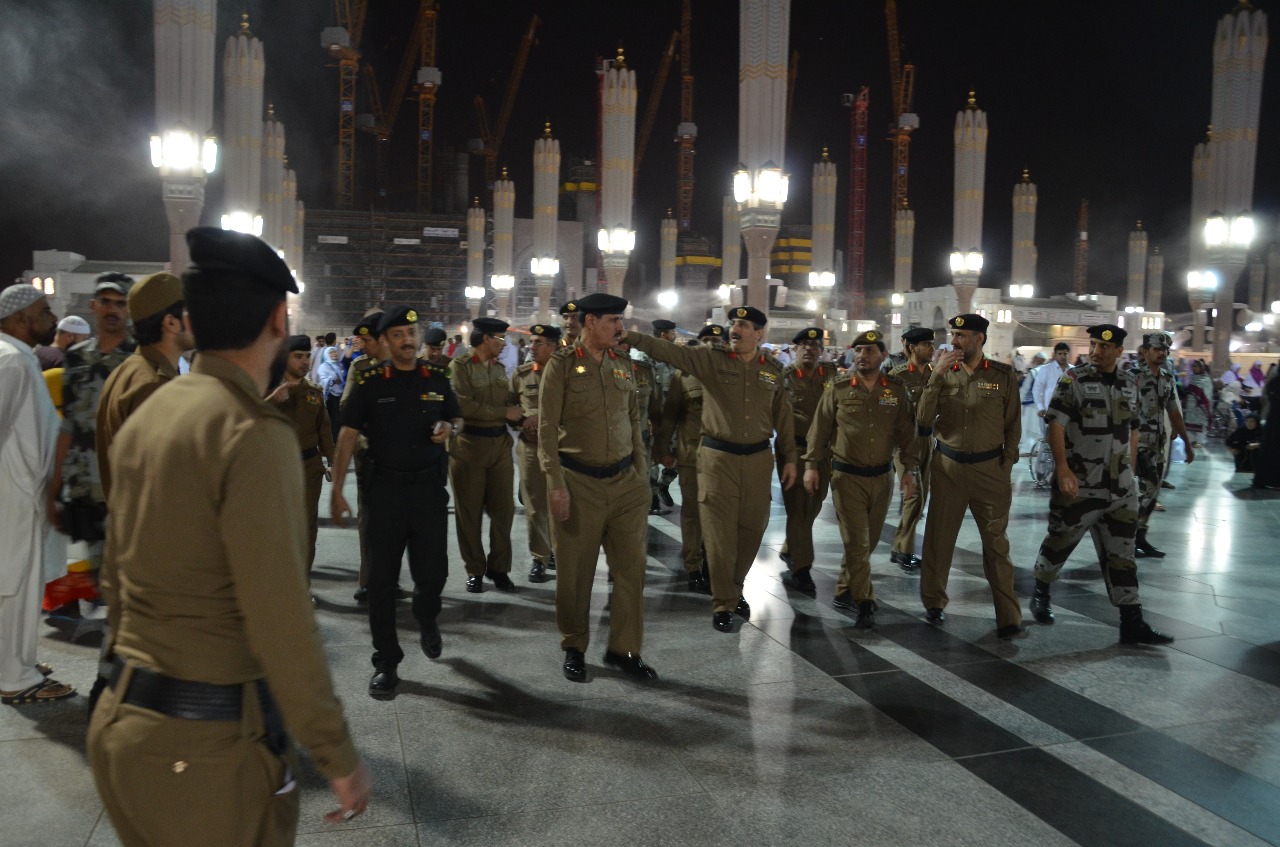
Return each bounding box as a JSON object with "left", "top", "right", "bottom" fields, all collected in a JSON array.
[
  {"left": 1030, "top": 580, "right": 1054, "bottom": 623},
  {"left": 1119, "top": 604, "right": 1174, "bottom": 645},
  {"left": 1134, "top": 530, "right": 1166, "bottom": 559}
]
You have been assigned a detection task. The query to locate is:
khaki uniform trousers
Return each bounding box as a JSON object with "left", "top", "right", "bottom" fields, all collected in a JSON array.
[
  {"left": 88, "top": 669, "right": 298, "bottom": 847},
  {"left": 449, "top": 432, "right": 515, "bottom": 576},
  {"left": 780, "top": 456, "right": 829, "bottom": 571},
  {"left": 891, "top": 436, "right": 934, "bottom": 556},
  {"left": 677, "top": 461, "right": 703, "bottom": 573},
  {"left": 551, "top": 465, "right": 649, "bottom": 653},
  {"left": 698, "top": 447, "right": 775, "bottom": 613},
  {"left": 517, "top": 440, "right": 552, "bottom": 562},
  {"left": 832, "top": 470, "right": 894, "bottom": 601},
  {"left": 303, "top": 454, "right": 325, "bottom": 573},
  {"left": 920, "top": 453, "right": 1022, "bottom": 628}
]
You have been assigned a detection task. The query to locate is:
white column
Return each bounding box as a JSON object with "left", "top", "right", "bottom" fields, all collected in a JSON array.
[
  {"left": 951, "top": 92, "right": 987, "bottom": 314},
  {"left": 810, "top": 151, "right": 836, "bottom": 324},
  {"left": 660, "top": 214, "right": 678, "bottom": 292},
  {"left": 222, "top": 14, "right": 263, "bottom": 222},
  {"left": 1127, "top": 223, "right": 1148, "bottom": 308},
  {"left": 600, "top": 52, "right": 637, "bottom": 296},
  {"left": 532, "top": 125, "right": 560, "bottom": 324},
  {"left": 1011, "top": 170, "right": 1037, "bottom": 288},
  {"left": 294, "top": 201, "right": 305, "bottom": 285},
  {"left": 893, "top": 208, "right": 915, "bottom": 294},
  {"left": 261, "top": 107, "right": 285, "bottom": 249},
  {"left": 467, "top": 200, "right": 486, "bottom": 298},
  {"left": 1210, "top": 7, "right": 1267, "bottom": 215},
  {"left": 1145, "top": 247, "right": 1163, "bottom": 313},
  {"left": 721, "top": 195, "right": 741, "bottom": 284},
  {"left": 492, "top": 170, "right": 515, "bottom": 321},
  {"left": 1190, "top": 135, "right": 1214, "bottom": 271},
  {"left": 281, "top": 167, "right": 297, "bottom": 269}
]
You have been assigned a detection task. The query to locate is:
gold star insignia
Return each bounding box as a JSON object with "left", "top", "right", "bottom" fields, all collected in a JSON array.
[
  {"left": 406, "top": 310, "right": 418, "bottom": 322},
  {"left": 575, "top": 364, "right": 586, "bottom": 374}
]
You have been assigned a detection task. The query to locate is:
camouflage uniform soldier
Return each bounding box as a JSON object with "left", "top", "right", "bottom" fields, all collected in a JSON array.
[
  {"left": 1133, "top": 332, "right": 1194, "bottom": 558},
  {"left": 620, "top": 341, "right": 662, "bottom": 515},
  {"left": 1029, "top": 324, "right": 1173, "bottom": 645},
  {"left": 888, "top": 326, "right": 936, "bottom": 572},
  {"left": 511, "top": 324, "right": 561, "bottom": 582},
  {"left": 779, "top": 327, "right": 836, "bottom": 592}
]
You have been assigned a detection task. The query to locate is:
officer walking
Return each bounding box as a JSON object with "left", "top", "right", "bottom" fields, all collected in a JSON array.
[
  {"left": 624, "top": 306, "right": 797, "bottom": 633},
  {"left": 916, "top": 313, "right": 1023, "bottom": 637},
  {"left": 804, "top": 330, "right": 919, "bottom": 626},
  {"left": 268, "top": 335, "right": 334, "bottom": 582},
  {"left": 619, "top": 338, "right": 662, "bottom": 514},
  {"left": 779, "top": 327, "right": 836, "bottom": 592},
  {"left": 649, "top": 319, "right": 680, "bottom": 508},
  {"left": 1134, "top": 332, "right": 1195, "bottom": 558},
  {"left": 511, "top": 323, "right": 561, "bottom": 582},
  {"left": 339, "top": 314, "right": 384, "bottom": 605},
  {"left": 89, "top": 227, "right": 370, "bottom": 842},
  {"left": 1028, "top": 325, "right": 1174, "bottom": 645},
  {"left": 538, "top": 293, "right": 656, "bottom": 682},
  {"left": 449, "top": 316, "right": 522, "bottom": 592},
  {"left": 331, "top": 306, "right": 460, "bottom": 696},
  {"left": 888, "top": 326, "right": 935, "bottom": 572}
]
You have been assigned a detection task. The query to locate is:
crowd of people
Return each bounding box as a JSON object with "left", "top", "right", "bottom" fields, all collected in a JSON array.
[{"left": 4, "top": 227, "right": 1280, "bottom": 843}]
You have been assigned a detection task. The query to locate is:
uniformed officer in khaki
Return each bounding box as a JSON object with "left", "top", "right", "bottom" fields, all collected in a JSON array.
[
  {"left": 89, "top": 226, "right": 370, "bottom": 846},
  {"left": 624, "top": 306, "right": 797, "bottom": 633},
  {"left": 449, "top": 315, "right": 522, "bottom": 592},
  {"left": 779, "top": 327, "right": 835, "bottom": 592},
  {"left": 888, "top": 326, "right": 936, "bottom": 572},
  {"left": 421, "top": 325, "right": 453, "bottom": 369},
  {"left": 268, "top": 334, "right": 334, "bottom": 580},
  {"left": 538, "top": 293, "right": 656, "bottom": 682},
  {"left": 559, "top": 299, "right": 581, "bottom": 346},
  {"left": 916, "top": 313, "right": 1023, "bottom": 636},
  {"left": 653, "top": 324, "right": 725, "bottom": 591},
  {"left": 804, "top": 330, "right": 919, "bottom": 627},
  {"left": 511, "top": 323, "right": 560, "bottom": 582},
  {"left": 339, "top": 313, "right": 384, "bottom": 604},
  {"left": 619, "top": 338, "right": 662, "bottom": 514}
]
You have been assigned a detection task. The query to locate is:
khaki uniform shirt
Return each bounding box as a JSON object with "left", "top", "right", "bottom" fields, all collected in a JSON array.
[
  {"left": 95, "top": 346, "right": 178, "bottom": 500},
  {"left": 803, "top": 374, "right": 919, "bottom": 471},
  {"left": 654, "top": 371, "right": 706, "bottom": 468},
  {"left": 451, "top": 354, "right": 515, "bottom": 427},
  {"left": 102, "top": 355, "right": 357, "bottom": 779},
  {"left": 784, "top": 361, "right": 836, "bottom": 449},
  {"left": 538, "top": 344, "right": 645, "bottom": 491},
  {"left": 511, "top": 361, "right": 544, "bottom": 445},
  {"left": 1046, "top": 364, "right": 1139, "bottom": 498},
  {"left": 888, "top": 360, "right": 934, "bottom": 407},
  {"left": 916, "top": 357, "right": 1020, "bottom": 465},
  {"left": 274, "top": 378, "right": 334, "bottom": 460},
  {"left": 626, "top": 333, "right": 797, "bottom": 465},
  {"left": 628, "top": 353, "right": 656, "bottom": 437}
]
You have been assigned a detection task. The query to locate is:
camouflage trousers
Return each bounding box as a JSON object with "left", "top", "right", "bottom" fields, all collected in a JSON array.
[
  {"left": 1135, "top": 445, "right": 1166, "bottom": 529},
  {"left": 1033, "top": 487, "right": 1141, "bottom": 606}
]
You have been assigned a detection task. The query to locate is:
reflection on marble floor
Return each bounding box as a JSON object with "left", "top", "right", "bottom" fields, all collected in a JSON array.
[{"left": 5, "top": 442, "right": 1280, "bottom": 846}]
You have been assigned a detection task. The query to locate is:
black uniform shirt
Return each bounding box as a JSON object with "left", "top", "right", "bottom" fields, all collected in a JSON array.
[{"left": 342, "top": 359, "right": 461, "bottom": 472}]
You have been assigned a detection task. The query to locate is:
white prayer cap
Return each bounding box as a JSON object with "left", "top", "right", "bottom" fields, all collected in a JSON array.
[
  {"left": 0, "top": 284, "right": 45, "bottom": 319},
  {"left": 57, "top": 316, "right": 90, "bottom": 333}
]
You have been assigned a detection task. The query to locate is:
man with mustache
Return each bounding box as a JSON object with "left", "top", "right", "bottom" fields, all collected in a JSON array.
[
  {"left": 888, "top": 326, "right": 936, "bottom": 573},
  {"left": 339, "top": 313, "right": 385, "bottom": 605},
  {"left": 1132, "top": 332, "right": 1194, "bottom": 558},
  {"left": 779, "top": 327, "right": 835, "bottom": 592},
  {"left": 511, "top": 323, "right": 561, "bottom": 583},
  {"left": 623, "top": 306, "right": 797, "bottom": 633}
]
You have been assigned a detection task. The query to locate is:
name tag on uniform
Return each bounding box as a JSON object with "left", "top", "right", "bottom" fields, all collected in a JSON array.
[
  {"left": 1082, "top": 384, "right": 1103, "bottom": 397},
  {"left": 879, "top": 391, "right": 899, "bottom": 406},
  {"left": 422, "top": 392, "right": 444, "bottom": 401},
  {"left": 613, "top": 368, "right": 630, "bottom": 380},
  {"left": 976, "top": 382, "right": 1000, "bottom": 391}
]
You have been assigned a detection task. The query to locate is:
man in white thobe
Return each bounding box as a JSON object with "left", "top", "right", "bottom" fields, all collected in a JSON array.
[{"left": 0, "top": 285, "right": 75, "bottom": 704}]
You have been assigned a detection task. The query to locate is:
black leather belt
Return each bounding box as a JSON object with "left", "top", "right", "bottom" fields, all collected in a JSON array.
[
  {"left": 300, "top": 447, "right": 320, "bottom": 461},
  {"left": 463, "top": 424, "right": 507, "bottom": 437},
  {"left": 559, "top": 452, "right": 633, "bottom": 479},
  {"left": 108, "top": 659, "right": 270, "bottom": 722},
  {"left": 832, "top": 460, "right": 892, "bottom": 477},
  {"left": 795, "top": 436, "right": 808, "bottom": 448},
  {"left": 701, "top": 436, "right": 771, "bottom": 456},
  {"left": 935, "top": 442, "right": 1003, "bottom": 464}
]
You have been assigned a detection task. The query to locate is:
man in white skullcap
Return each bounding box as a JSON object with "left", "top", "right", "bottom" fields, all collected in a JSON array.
[
  {"left": 35, "top": 315, "right": 90, "bottom": 371},
  {"left": 0, "top": 284, "right": 76, "bottom": 705}
]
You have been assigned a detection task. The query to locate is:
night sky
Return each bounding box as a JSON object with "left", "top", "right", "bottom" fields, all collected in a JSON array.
[{"left": 4, "top": 0, "right": 1279, "bottom": 314}]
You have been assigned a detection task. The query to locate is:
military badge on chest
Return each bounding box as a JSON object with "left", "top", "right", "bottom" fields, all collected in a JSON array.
[
  {"left": 976, "top": 381, "right": 1001, "bottom": 391},
  {"left": 757, "top": 370, "right": 777, "bottom": 387},
  {"left": 878, "top": 389, "right": 898, "bottom": 407}
]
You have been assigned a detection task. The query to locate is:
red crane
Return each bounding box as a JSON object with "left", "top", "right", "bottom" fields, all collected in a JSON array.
[{"left": 846, "top": 88, "right": 869, "bottom": 320}]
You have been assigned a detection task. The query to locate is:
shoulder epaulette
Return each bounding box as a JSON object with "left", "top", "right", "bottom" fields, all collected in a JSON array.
[
  {"left": 354, "top": 365, "right": 378, "bottom": 385},
  {"left": 884, "top": 372, "right": 907, "bottom": 388},
  {"left": 551, "top": 345, "right": 577, "bottom": 362},
  {"left": 987, "top": 359, "right": 1013, "bottom": 374},
  {"left": 515, "top": 361, "right": 535, "bottom": 375}
]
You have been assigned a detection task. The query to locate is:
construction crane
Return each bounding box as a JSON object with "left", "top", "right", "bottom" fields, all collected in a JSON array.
[
  {"left": 322, "top": 0, "right": 369, "bottom": 209},
  {"left": 885, "top": 0, "right": 918, "bottom": 224},
  {"left": 635, "top": 30, "right": 678, "bottom": 183},
  {"left": 845, "top": 87, "right": 869, "bottom": 320},
  {"left": 1074, "top": 199, "right": 1089, "bottom": 294},
  {"left": 473, "top": 15, "right": 540, "bottom": 196},
  {"left": 415, "top": 3, "right": 441, "bottom": 212},
  {"left": 675, "top": 0, "right": 696, "bottom": 233}
]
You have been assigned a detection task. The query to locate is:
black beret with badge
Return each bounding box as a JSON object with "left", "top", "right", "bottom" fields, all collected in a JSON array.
[
  {"left": 948, "top": 313, "right": 989, "bottom": 334},
  {"left": 697, "top": 324, "right": 724, "bottom": 339},
  {"left": 185, "top": 226, "right": 297, "bottom": 294},
  {"left": 851, "top": 329, "right": 886, "bottom": 351},
  {"left": 727, "top": 305, "right": 767, "bottom": 327},
  {"left": 575, "top": 292, "right": 629, "bottom": 316},
  {"left": 354, "top": 313, "right": 382, "bottom": 338},
  {"left": 422, "top": 326, "right": 448, "bottom": 345},
  {"left": 376, "top": 305, "right": 419, "bottom": 335},
  {"left": 530, "top": 323, "right": 563, "bottom": 341},
  {"left": 792, "top": 327, "right": 824, "bottom": 344},
  {"left": 902, "top": 326, "right": 935, "bottom": 344},
  {"left": 287, "top": 334, "right": 312, "bottom": 353},
  {"left": 1087, "top": 324, "right": 1127, "bottom": 346},
  {"left": 558, "top": 299, "right": 579, "bottom": 317},
  {"left": 652, "top": 319, "right": 677, "bottom": 333},
  {"left": 473, "top": 316, "right": 510, "bottom": 335}
]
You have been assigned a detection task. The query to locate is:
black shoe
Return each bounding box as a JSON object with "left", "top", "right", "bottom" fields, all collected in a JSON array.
[
  {"left": 393, "top": 586, "right": 410, "bottom": 600},
  {"left": 785, "top": 568, "right": 815, "bottom": 592},
  {"left": 779, "top": 551, "right": 794, "bottom": 567},
  {"left": 1030, "top": 582, "right": 1054, "bottom": 623},
  {"left": 1134, "top": 531, "right": 1166, "bottom": 559},
  {"left": 546, "top": 554, "right": 556, "bottom": 572},
  {"left": 657, "top": 480, "right": 674, "bottom": 507},
  {"left": 898, "top": 554, "right": 921, "bottom": 574},
  {"left": 529, "top": 560, "right": 548, "bottom": 583},
  {"left": 854, "top": 600, "right": 878, "bottom": 629},
  {"left": 353, "top": 587, "right": 368, "bottom": 604},
  {"left": 832, "top": 591, "right": 856, "bottom": 611},
  {"left": 1120, "top": 620, "right": 1175, "bottom": 645},
  {"left": 603, "top": 650, "right": 659, "bottom": 680},
  {"left": 420, "top": 622, "right": 442, "bottom": 659},
  {"left": 1161, "top": 480, "right": 1176, "bottom": 490},
  {"left": 369, "top": 667, "right": 399, "bottom": 698},
  {"left": 712, "top": 611, "right": 734, "bottom": 632},
  {"left": 699, "top": 562, "right": 711, "bottom": 594},
  {"left": 734, "top": 598, "right": 751, "bottom": 619},
  {"left": 486, "top": 571, "right": 516, "bottom": 591},
  {"left": 465, "top": 575, "right": 484, "bottom": 594},
  {"left": 997, "top": 623, "right": 1027, "bottom": 639},
  {"left": 925, "top": 608, "right": 946, "bottom": 625},
  {"left": 649, "top": 494, "right": 670, "bottom": 515},
  {"left": 563, "top": 649, "right": 586, "bottom": 682},
  {"left": 687, "top": 569, "right": 708, "bottom": 591}
]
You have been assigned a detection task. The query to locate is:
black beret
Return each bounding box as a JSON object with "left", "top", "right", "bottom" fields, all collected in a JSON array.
[
  {"left": 576, "top": 292, "right": 629, "bottom": 316},
  {"left": 697, "top": 324, "right": 724, "bottom": 339},
  {"left": 286, "top": 334, "right": 311, "bottom": 353},
  {"left": 727, "top": 305, "right": 767, "bottom": 327},
  {"left": 652, "top": 319, "right": 677, "bottom": 332},
  {"left": 851, "top": 329, "right": 886, "bottom": 351},
  {"left": 558, "top": 300, "right": 579, "bottom": 316},
  {"left": 902, "top": 326, "right": 935, "bottom": 344},
  {"left": 473, "top": 317, "right": 510, "bottom": 334},
  {"left": 354, "top": 313, "right": 382, "bottom": 338},
  {"left": 1087, "top": 324, "right": 1127, "bottom": 346},
  {"left": 948, "top": 313, "right": 989, "bottom": 334},
  {"left": 185, "top": 226, "right": 297, "bottom": 293},
  {"left": 792, "top": 327, "right": 824, "bottom": 344},
  {"left": 422, "top": 327, "right": 448, "bottom": 345},
  {"left": 377, "top": 305, "right": 420, "bottom": 335},
  {"left": 530, "top": 324, "right": 563, "bottom": 341}
]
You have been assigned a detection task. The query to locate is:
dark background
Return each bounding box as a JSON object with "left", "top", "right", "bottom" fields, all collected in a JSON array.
[{"left": 3, "top": 0, "right": 1278, "bottom": 312}]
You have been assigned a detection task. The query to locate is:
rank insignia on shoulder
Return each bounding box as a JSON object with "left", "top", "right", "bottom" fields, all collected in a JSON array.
[
  {"left": 422, "top": 392, "right": 444, "bottom": 401},
  {"left": 1059, "top": 375, "right": 1073, "bottom": 384}
]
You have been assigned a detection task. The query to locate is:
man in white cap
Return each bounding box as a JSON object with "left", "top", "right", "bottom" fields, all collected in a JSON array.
[
  {"left": 0, "top": 284, "right": 76, "bottom": 705},
  {"left": 35, "top": 316, "right": 90, "bottom": 371}
]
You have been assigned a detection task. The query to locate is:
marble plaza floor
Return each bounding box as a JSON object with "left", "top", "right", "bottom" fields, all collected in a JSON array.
[{"left": 4, "top": 440, "right": 1280, "bottom": 846}]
